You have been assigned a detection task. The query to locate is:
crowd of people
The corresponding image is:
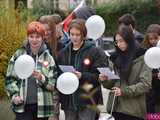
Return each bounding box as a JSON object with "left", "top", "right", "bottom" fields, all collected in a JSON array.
[{"left": 4, "top": 5, "right": 160, "bottom": 120}]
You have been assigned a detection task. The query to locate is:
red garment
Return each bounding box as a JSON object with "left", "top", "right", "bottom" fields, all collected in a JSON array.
[{"left": 62, "top": 12, "right": 74, "bottom": 32}]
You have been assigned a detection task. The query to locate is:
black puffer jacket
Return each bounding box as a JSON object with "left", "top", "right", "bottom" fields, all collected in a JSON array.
[{"left": 58, "top": 40, "right": 108, "bottom": 110}]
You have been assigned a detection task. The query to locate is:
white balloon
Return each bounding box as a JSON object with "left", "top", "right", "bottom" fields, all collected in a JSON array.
[
  {"left": 86, "top": 15, "right": 105, "bottom": 40},
  {"left": 144, "top": 47, "right": 160, "bottom": 68},
  {"left": 14, "top": 55, "right": 35, "bottom": 79},
  {"left": 98, "top": 113, "right": 115, "bottom": 120},
  {"left": 156, "top": 40, "right": 160, "bottom": 47},
  {"left": 57, "top": 72, "right": 79, "bottom": 95}
]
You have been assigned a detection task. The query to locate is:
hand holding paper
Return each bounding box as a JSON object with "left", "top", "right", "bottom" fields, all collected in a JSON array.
[
  {"left": 59, "top": 65, "right": 76, "bottom": 72},
  {"left": 97, "top": 67, "right": 120, "bottom": 80},
  {"left": 99, "top": 74, "right": 108, "bottom": 81}
]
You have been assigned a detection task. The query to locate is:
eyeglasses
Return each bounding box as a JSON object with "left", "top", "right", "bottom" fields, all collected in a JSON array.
[{"left": 114, "top": 40, "right": 125, "bottom": 46}]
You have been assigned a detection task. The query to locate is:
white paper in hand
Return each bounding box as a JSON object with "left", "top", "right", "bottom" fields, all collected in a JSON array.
[
  {"left": 59, "top": 65, "right": 76, "bottom": 72},
  {"left": 97, "top": 67, "right": 120, "bottom": 80}
]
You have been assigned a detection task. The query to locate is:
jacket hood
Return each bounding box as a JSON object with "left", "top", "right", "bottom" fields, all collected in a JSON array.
[
  {"left": 63, "top": 39, "right": 95, "bottom": 53},
  {"left": 133, "top": 47, "right": 146, "bottom": 60},
  {"left": 22, "top": 40, "right": 47, "bottom": 56}
]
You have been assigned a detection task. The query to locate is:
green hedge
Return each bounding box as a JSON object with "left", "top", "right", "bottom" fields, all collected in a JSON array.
[
  {"left": 31, "top": 0, "right": 67, "bottom": 20},
  {"left": 0, "top": 5, "right": 34, "bottom": 98},
  {"left": 95, "top": 0, "right": 160, "bottom": 35}
]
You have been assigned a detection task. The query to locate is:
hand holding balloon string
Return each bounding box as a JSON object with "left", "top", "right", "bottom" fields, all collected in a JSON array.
[
  {"left": 12, "top": 95, "right": 23, "bottom": 105},
  {"left": 111, "top": 87, "right": 122, "bottom": 96},
  {"left": 32, "top": 70, "right": 43, "bottom": 82},
  {"left": 98, "top": 74, "right": 122, "bottom": 96}
]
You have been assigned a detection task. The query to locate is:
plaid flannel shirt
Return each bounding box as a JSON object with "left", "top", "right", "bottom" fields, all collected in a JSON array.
[{"left": 5, "top": 47, "right": 58, "bottom": 118}]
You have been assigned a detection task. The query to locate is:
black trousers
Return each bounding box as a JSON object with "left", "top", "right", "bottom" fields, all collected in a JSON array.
[
  {"left": 146, "top": 90, "right": 156, "bottom": 113},
  {"left": 15, "top": 104, "right": 48, "bottom": 120},
  {"left": 112, "top": 112, "right": 144, "bottom": 120}
]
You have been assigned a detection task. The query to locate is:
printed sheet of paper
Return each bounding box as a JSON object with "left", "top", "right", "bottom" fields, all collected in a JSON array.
[
  {"left": 59, "top": 65, "right": 76, "bottom": 72},
  {"left": 97, "top": 67, "right": 120, "bottom": 80}
]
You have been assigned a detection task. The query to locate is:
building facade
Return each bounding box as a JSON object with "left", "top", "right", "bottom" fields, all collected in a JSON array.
[{"left": 28, "top": 0, "right": 109, "bottom": 10}]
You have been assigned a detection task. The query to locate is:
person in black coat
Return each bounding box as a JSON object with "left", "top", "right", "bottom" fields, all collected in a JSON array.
[
  {"left": 118, "top": 13, "right": 144, "bottom": 44},
  {"left": 58, "top": 19, "right": 108, "bottom": 120}
]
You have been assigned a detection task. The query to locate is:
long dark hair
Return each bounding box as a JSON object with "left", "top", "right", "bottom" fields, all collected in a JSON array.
[
  {"left": 114, "top": 24, "right": 136, "bottom": 54},
  {"left": 114, "top": 24, "right": 136, "bottom": 80}
]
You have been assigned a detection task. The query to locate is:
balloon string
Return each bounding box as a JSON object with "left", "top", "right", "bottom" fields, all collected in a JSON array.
[
  {"left": 35, "top": 55, "right": 38, "bottom": 70},
  {"left": 20, "top": 79, "right": 26, "bottom": 104},
  {"left": 35, "top": 55, "right": 38, "bottom": 83},
  {"left": 24, "top": 78, "right": 28, "bottom": 104},
  {"left": 110, "top": 91, "right": 116, "bottom": 115},
  {"left": 95, "top": 39, "right": 98, "bottom": 47},
  {"left": 20, "top": 80, "right": 23, "bottom": 98}
]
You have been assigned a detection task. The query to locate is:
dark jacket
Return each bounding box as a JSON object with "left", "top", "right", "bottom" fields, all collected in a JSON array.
[
  {"left": 152, "top": 69, "right": 160, "bottom": 97},
  {"left": 134, "top": 30, "right": 144, "bottom": 44},
  {"left": 58, "top": 40, "right": 108, "bottom": 110}
]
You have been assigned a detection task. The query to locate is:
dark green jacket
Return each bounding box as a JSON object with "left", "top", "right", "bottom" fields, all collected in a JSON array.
[
  {"left": 102, "top": 55, "right": 151, "bottom": 119},
  {"left": 58, "top": 40, "right": 108, "bottom": 110}
]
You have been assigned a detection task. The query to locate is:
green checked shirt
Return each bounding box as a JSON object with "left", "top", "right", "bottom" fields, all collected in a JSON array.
[{"left": 5, "top": 42, "right": 58, "bottom": 118}]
